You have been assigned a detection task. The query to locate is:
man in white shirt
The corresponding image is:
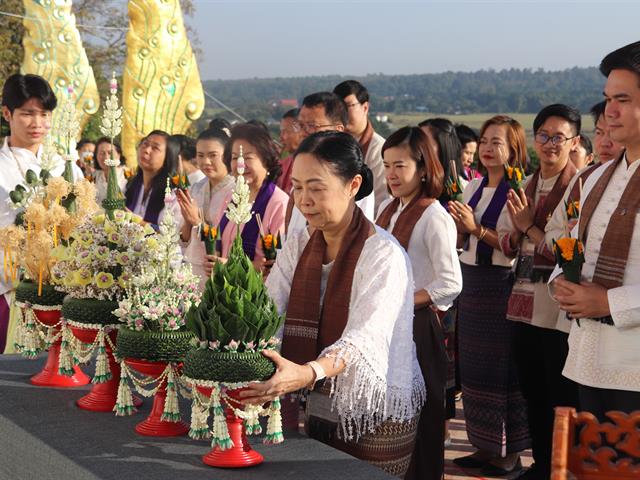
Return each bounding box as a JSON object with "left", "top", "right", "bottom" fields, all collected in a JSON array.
[
  {"left": 286, "top": 92, "right": 375, "bottom": 236},
  {"left": 0, "top": 73, "right": 82, "bottom": 353},
  {"left": 333, "top": 80, "right": 389, "bottom": 214},
  {"left": 553, "top": 40, "right": 640, "bottom": 418}
]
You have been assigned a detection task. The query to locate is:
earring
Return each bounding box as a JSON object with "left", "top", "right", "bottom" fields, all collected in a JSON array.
[{"left": 421, "top": 176, "right": 426, "bottom": 183}]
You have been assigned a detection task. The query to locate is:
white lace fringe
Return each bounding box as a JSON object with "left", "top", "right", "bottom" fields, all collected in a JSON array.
[{"left": 322, "top": 340, "right": 426, "bottom": 442}]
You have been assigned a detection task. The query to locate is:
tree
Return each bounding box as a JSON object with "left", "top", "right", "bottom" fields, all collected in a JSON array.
[
  {"left": 0, "top": 0, "right": 24, "bottom": 80},
  {"left": 0, "top": 0, "right": 197, "bottom": 90}
]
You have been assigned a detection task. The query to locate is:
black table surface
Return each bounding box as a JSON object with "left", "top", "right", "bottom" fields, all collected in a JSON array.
[{"left": 0, "top": 355, "right": 393, "bottom": 480}]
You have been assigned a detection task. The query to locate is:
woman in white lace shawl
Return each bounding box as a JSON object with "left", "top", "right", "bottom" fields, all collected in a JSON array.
[{"left": 240, "top": 131, "right": 425, "bottom": 478}]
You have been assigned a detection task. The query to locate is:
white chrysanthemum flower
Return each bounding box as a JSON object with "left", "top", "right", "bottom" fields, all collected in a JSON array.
[{"left": 226, "top": 175, "right": 253, "bottom": 225}]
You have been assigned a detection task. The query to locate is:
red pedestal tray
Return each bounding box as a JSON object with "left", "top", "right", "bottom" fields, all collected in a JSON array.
[
  {"left": 69, "top": 325, "right": 142, "bottom": 412},
  {"left": 196, "top": 385, "right": 264, "bottom": 468},
  {"left": 30, "top": 309, "right": 89, "bottom": 387},
  {"left": 124, "top": 358, "right": 189, "bottom": 437}
]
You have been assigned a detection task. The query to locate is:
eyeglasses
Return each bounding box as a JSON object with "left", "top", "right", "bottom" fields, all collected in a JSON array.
[
  {"left": 298, "top": 122, "right": 338, "bottom": 133},
  {"left": 534, "top": 132, "right": 577, "bottom": 146},
  {"left": 344, "top": 101, "right": 361, "bottom": 109}
]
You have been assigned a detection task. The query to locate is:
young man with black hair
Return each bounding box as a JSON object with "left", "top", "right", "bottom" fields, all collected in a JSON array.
[
  {"left": 499, "top": 104, "right": 581, "bottom": 480},
  {"left": 552, "top": 40, "right": 640, "bottom": 421},
  {"left": 545, "top": 101, "right": 624, "bottom": 246},
  {"left": 285, "top": 92, "right": 375, "bottom": 235},
  {"left": 0, "top": 73, "right": 83, "bottom": 353},
  {"left": 333, "top": 80, "right": 389, "bottom": 213}
]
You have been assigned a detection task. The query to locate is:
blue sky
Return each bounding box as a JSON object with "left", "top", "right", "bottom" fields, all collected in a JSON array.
[{"left": 189, "top": 0, "right": 640, "bottom": 80}]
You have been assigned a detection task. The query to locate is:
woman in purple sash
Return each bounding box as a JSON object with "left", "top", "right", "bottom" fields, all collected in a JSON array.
[
  {"left": 125, "top": 130, "right": 180, "bottom": 228},
  {"left": 448, "top": 116, "right": 530, "bottom": 475},
  {"left": 211, "top": 124, "right": 289, "bottom": 273}
]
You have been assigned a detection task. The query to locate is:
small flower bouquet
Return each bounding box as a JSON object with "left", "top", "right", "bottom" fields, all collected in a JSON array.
[
  {"left": 169, "top": 172, "right": 190, "bottom": 191},
  {"left": 260, "top": 231, "right": 281, "bottom": 261},
  {"left": 504, "top": 163, "right": 525, "bottom": 191},
  {"left": 552, "top": 237, "right": 585, "bottom": 284},
  {"left": 256, "top": 213, "right": 281, "bottom": 261},
  {"left": 444, "top": 175, "right": 464, "bottom": 202},
  {"left": 565, "top": 198, "right": 580, "bottom": 220},
  {"left": 200, "top": 221, "right": 220, "bottom": 256}
]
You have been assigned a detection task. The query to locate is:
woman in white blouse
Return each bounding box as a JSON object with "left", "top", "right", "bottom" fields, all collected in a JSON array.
[
  {"left": 448, "top": 116, "right": 530, "bottom": 476},
  {"left": 376, "top": 126, "right": 462, "bottom": 480},
  {"left": 240, "top": 131, "right": 425, "bottom": 478},
  {"left": 176, "top": 128, "right": 235, "bottom": 289},
  {"left": 93, "top": 137, "right": 127, "bottom": 205}
]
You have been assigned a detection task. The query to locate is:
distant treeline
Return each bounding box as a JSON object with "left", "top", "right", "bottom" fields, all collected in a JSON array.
[{"left": 202, "top": 67, "right": 605, "bottom": 116}]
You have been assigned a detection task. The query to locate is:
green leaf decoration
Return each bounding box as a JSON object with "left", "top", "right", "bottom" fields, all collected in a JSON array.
[{"left": 185, "top": 231, "right": 284, "bottom": 351}]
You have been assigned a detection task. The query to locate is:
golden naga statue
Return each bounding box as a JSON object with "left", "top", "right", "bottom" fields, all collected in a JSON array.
[
  {"left": 122, "top": 0, "right": 205, "bottom": 166},
  {"left": 21, "top": 0, "right": 100, "bottom": 146}
]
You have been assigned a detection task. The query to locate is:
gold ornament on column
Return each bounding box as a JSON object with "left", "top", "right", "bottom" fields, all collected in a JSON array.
[
  {"left": 21, "top": 0, "right": 100, "bottom": 147},
  {"left": 122, "top": 0, "right": 205, "bottom": 167}
]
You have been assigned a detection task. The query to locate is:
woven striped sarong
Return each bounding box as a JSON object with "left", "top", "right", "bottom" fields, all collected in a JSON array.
[
  {"left": 305, "top": 382, "right": 419, "bottom": 478},
  {"left": 458, "top": 263, "right": 531, "bottom": 456}
]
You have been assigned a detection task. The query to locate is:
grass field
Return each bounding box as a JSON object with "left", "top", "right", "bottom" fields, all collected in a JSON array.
[{"left": 382, "top": 112, "right": 595, "bottom": 142}]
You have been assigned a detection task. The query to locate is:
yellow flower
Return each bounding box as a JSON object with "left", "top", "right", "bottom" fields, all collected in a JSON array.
[
  {"left": 117, "top": 272, "right": 131, "bottom": 289},
  {"left": 506, "top": 166, "right": 514, "bottom": 179},
  {"left": 92, "top": 214, "right": 105, "bottom": 225},
  {"left": 263, "top": 234, "right": 274, "bottom": 250},
  {"left": 515, "top": 168, "right": 523, "bottom": 182},
  {"left": 103, "top": 220, "right": 117, "bottom": 235},
  {"left": 95, "top": 272, "right": 114, "bottom": 289},
  {"left": 145, "top": 237, "right": 159, "bottom": 250},
  {"left": 554, "top": 237, "right": 584, "bottom": 262},
  {"left": 567, "top": 201, "right": 580, "bottom": 218},
  {"left": 74, "top": 270, "right": 93, "bottom": 287},
  {"left": 63, "top": 272, "right": 77, "bottom": 287},
  {"left": 50, "top": 245, "right": 70, "bottom": 261},
  {"left": 143, "top": 224, "right": 156, "bottom": 236},
  {"left": 130, "top": 214, "right": 144, "bottom": 224}
]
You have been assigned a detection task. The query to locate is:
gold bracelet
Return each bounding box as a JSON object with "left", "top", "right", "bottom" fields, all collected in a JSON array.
[{"left": 477, "top": 226, "right": 487, "bottom": 242}]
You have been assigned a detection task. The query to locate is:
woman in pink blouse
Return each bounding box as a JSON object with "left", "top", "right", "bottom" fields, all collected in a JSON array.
[{"left": 211, "top": 124, "right": 289, "bottom": 273}]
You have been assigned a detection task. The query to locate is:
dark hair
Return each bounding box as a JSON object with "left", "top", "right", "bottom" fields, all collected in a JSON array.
[
  {"left": 196, "top": 127, "right": 231, "bottom": 146},
  {"left": 224, "top": 124, "right": 282, "bottom": 182},
  {"left": 208, "top": 117, "right": 232, "bottom": 132},
  {"left": 76, "top": 138, "right": 95, "bottom": 151},
  {"left": 590, "top": 100, "right": 606, "bottom": 125},
  {"left": 533, "top": 103, "right": 581, "bottom": 136},
  {"left": 247, "top": 119, "right": 270, "bottom": 133},
  {"left": 599, "top": 40, "right": 640, "bottom": 81},
  {"left": 578, "top": 134, "right": 593, "bottom": 156},
  {"left": 125, "top": 130, "right": 180, "bottom": 224},
  {"left": 94, "top": 136, "right": 125, "bottom": 168},
  {"left": 381, "top": 127, "right": 444, "bottom": 198},
  {"left": 294, "top": 131, "right": 373, "bottom": 201},
  {"left": 478, "top": 115, "right": 528, "bottom": 172},
  {"left": 301, "top": 92, "right": 348, "bottom": 128},
  {"left": 171, "top": 134, "right": 197, "bottom": 164},
  {"left": 333, "top": 80, "right": 370, "bottom": 104},
  {"left": 454, "top": 124, "right": 478, "bottom": 146},
  {"left": 1, "top": 73, "right": 57, "bottom": 112},
  {"left": 282, "top": 108, "right": 299, "bottom": 120},
  {"left": 418, "top": 118, "right": 465, "bottom": 180}
]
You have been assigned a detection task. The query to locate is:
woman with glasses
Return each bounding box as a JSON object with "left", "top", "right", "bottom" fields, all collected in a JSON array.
[
  {"left": 241, "top": 131, "right": 425, "bottom": 478},
  {"left": 125, "top": 130, "right": 180, "bottom": 229},
  {"left": 93, "top": 137, "right": 127, "bottom": 204},
  {"left": 176, "top": 127, "right": 235, "bottom": 289},
  {"left": 449, "top": 116, "right": 530, "bottom": 476},
  {"left": 377, "top": 126, "right": 462, "bottom": 480},
  {"left": 212, "top": 124, "right": 289, "bottom": 274}
]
